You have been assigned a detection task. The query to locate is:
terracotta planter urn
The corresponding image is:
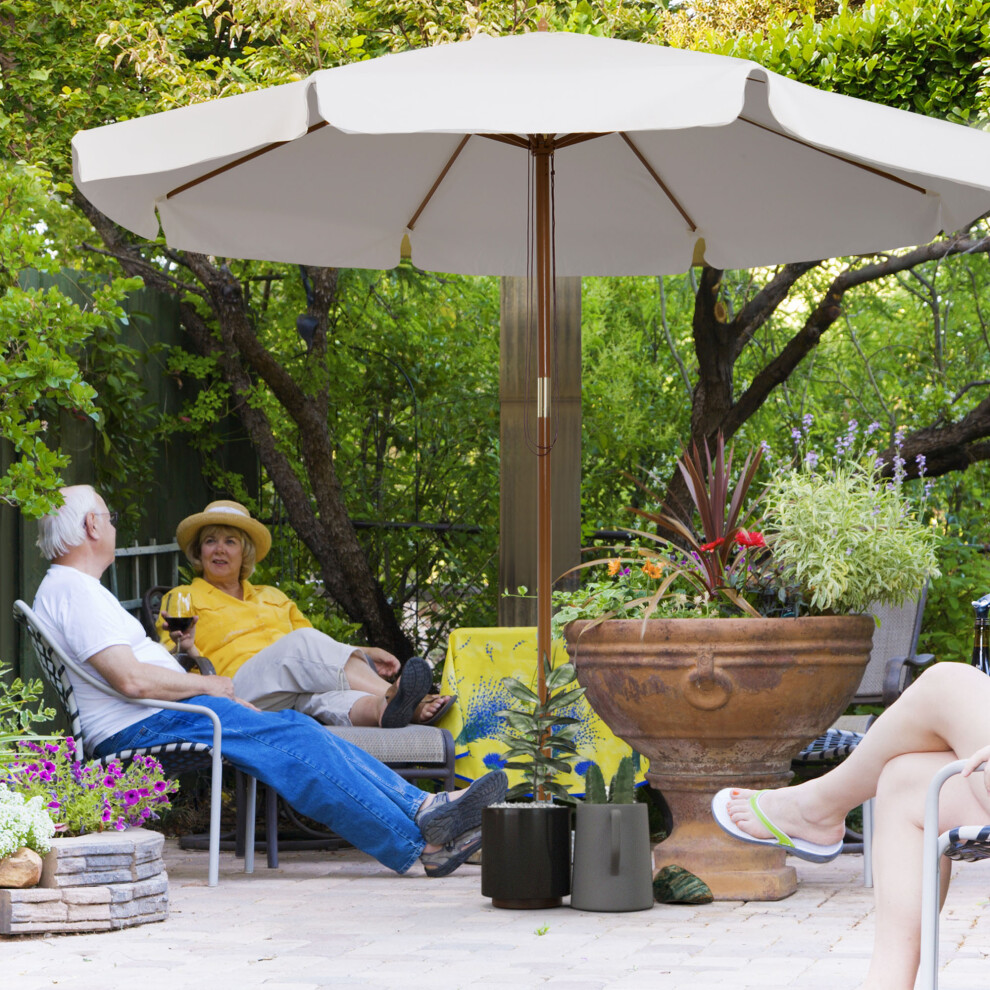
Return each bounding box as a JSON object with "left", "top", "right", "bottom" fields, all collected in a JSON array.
[{"left": 565, "top": 615, "right": 874, "bottom": 901}]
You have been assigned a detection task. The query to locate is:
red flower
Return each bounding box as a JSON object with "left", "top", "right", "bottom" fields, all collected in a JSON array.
[
  {"left": 735, "top": 530, "right": 766, "bottom": 549},
  {"left": 698, "top": 537, "right": 725, "bottom": 552}
]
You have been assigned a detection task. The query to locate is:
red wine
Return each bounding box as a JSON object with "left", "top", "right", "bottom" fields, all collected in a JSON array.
[{"left": 165, "top": 616, "right": 194, "bottom": 633}]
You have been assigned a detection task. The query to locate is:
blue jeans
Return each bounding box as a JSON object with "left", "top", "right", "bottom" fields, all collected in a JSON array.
[{"left": 94, "top": 699, "right": 427, "bottom": 873}]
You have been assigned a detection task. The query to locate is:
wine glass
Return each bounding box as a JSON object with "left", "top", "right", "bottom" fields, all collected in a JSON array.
[{"left": 162, "top": 594, "right": 194, "bottom": 660}]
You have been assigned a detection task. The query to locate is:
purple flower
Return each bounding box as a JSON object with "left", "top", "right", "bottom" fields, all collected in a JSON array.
[
  {"left": 915, "top": 453, "right": 926, "bottom": 477},
  {"left": 805, "top": 450, "right": 819, "bottom": 469},
  {"left": 153, "top": 781, "right": 168, "bottom": 793},
  {"left": 866, "top": 421, "right": 880, "bottom": 436},
  {"left": 802, "top": 413, "right": 814, "bottom": 429},
  {"left": 124, "top": 790, "right": 141, "bottom": 807}
]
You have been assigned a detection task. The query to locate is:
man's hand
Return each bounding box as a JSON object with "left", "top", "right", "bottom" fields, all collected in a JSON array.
[
  {"left": 196, "top": 674, "right": 238, "bottom": 700},
  {"left": 191, "top": 674, "right": 259, "bottom": 710}
]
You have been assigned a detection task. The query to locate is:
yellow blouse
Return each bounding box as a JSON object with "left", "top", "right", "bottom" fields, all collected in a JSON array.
[{"left": 157, "top": 577, "right": 311, "bottom": 678}]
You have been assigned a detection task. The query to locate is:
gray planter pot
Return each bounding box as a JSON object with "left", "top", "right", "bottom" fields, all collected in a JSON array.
[{"left": 571, "top": 803, "right": 654, "bottom": 912}]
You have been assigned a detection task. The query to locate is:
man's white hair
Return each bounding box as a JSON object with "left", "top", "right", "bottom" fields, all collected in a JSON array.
[{"left": 36, "top": 485, "right": 101, "bottom": 560}]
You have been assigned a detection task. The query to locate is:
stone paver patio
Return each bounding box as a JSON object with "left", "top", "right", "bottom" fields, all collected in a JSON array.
[{"left": 1, "top": 840, "right": 987, "bottom": 989}]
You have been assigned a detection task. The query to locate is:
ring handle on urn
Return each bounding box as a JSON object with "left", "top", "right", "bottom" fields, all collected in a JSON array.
[{"left": 683, "top": 650, "right": 733, "bottom": 711}]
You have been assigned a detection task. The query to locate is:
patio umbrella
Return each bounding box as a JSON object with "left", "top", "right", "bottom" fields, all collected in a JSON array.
[{"left": 72, "top": 31, "right": 990, "bottom": 704}]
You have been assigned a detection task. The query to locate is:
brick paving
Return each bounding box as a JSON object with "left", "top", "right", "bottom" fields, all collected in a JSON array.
[{"left": 1, "top": 840, "right": 987, "bottom": 989}]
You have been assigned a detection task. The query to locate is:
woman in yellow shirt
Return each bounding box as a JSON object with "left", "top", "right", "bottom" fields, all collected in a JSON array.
[{"left": 158, "top": 500, "right": 452, "bottom": 728}]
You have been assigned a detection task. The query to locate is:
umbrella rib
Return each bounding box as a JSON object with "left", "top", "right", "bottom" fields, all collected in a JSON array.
[
  {"left": 166, "top": 121, "right": 329, "bottom": 200},
  {"left": 738, "top": 116, "right": 929, "bottom": 194},
  {"left": 553, "top": 133, "right": 609, "bottom": 149},
  {"left": 619, "top": 133, "right": 697, "bottom": 233},
  {"left": 481, "top": 134, "right": 530, "bottom": 149},
  {"left": 407, "top": 134, "right": 472, "bottom": 231}
]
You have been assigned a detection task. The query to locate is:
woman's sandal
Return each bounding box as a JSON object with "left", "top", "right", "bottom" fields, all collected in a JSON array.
[
  {"left": 380, "top": 656, "right": 432, "bottom": 728},
  {"left": 414, "top": 694, "right": 455, "bottom": 725}
]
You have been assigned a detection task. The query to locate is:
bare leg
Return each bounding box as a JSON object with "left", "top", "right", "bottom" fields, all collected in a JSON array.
[
  {"left": 726, "top": 663, "right": 990, "bottom": 844},
  {"left": 862, "top": 751, "right": 986, "bottom": 990},
  {"left": 721, "top": 663, "right": 990, "bottom": 990}
]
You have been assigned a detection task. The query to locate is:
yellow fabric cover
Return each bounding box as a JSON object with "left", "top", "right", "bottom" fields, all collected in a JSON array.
[
  {"left": 157, "top": 578, "right": 311, "bottom": 678},
  {"left": 435, "top": 627, "right": 647, "bottom": 795}
]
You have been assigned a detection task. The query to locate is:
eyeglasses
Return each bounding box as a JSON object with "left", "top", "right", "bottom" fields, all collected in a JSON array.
[{"left": 93, "top": 511, "right": 119, "bottom": 527}]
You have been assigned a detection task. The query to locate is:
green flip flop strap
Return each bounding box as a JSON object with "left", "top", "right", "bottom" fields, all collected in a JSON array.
[{"left": 748, "top": 790, "right": 795, "bottom": 849}]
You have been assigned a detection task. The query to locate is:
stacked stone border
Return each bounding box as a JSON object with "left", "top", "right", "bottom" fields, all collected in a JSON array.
[{"left": 0, "top": 828, "right": 168, "bottom": 934}]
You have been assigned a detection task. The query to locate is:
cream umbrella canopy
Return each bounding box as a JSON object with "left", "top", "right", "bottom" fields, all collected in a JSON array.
[{"left": 72, "top": 31, "right": 990, "bottom": 714}]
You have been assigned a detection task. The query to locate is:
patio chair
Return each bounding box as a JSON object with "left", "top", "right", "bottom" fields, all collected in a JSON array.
[
  {"left": 141, "top": 586, "right": 457, "bottom": 868},
  {"left": 792, "top": 586, "right": 934, "bottom": 885},
  {"left": 13, "top": 599, "right": 259, "bottom": 887},
  {"left": 918, "top": 758, "right": 990, "bottom": 990}
]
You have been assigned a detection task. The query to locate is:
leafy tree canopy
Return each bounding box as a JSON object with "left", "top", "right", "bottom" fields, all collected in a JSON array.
[{"left": 2, "top": 0, "right": 989, "bottom": 651}]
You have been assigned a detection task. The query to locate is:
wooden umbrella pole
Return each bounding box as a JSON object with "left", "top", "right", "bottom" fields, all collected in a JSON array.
[{"left": 533, "top": 136, "right": 553, "bottom": 724}]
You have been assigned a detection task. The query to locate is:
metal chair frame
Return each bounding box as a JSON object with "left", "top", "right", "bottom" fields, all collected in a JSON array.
[
  {"left": 141, "top": 585, "right": 457, "bottom": 869},
  {"left": 919, "top": 759, "right": 990, "bottom": 990},
  {"left": 13, "top": 599, "right": 257, "bottom": 887}
]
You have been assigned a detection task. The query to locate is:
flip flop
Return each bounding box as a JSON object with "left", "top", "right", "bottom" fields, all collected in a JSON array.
[
  {"left": 380, "top": 656, "right": 432, "bottom": 728},
  {"left": 415, "top": 694, "right": 456, "bottom": 726},
  {"left": 711, "top": 787, "right": 844, "bottom": 864}
]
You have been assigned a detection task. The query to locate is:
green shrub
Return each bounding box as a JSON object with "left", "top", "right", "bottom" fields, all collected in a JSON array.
[{"left": 919, "top": 543, "right": 990, "bottom": 661}]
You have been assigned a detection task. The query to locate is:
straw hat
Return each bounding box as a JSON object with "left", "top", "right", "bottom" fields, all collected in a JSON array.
[{"left": 175, "top": 500, "right": 272, "bottom": 562}]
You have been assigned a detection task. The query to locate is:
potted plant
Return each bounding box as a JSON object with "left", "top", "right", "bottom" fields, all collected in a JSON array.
[
  {"left": 480, "top": 656, "right": 584, "bottom": 909},
  {"left": 556, "top": 422, "right": 940, "bottom": 900},
  {"left": 0, "top": 785, "right": 56, "bottom": 888},
  {"left": 571, "top": 757, "right": 654, "bottom": 912},
  {"left": 0, "top": 663, "right": 58, "bottom": 888}
]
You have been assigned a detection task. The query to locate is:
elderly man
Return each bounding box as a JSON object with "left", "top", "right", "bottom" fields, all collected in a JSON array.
[{"left": 31, "top": 485, "right": 506, "bottom": 877}]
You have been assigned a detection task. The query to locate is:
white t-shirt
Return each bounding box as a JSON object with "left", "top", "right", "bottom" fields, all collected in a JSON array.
[{"left": 33, "top": 564, "right": 186, "bottom": 751}]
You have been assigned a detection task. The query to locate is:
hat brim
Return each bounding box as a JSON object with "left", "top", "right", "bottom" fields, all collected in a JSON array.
[{"left": 176, "top": 509, "right": 272, "bottom": 563}]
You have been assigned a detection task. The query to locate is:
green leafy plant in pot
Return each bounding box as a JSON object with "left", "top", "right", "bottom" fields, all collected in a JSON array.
[
  {"left": 554, "top": 423, "right": 942, "bottom": 901},
  {"left": 480, "top": 656, "right": 585, "bottom": 910}
]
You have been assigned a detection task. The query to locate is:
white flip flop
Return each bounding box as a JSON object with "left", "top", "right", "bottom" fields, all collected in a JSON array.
[{"left": 711, "top": 787, "right": 844, "bottom": 864}]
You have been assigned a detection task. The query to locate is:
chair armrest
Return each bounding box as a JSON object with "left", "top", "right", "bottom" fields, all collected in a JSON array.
[
  {"left": 882, "top": 653, "right": 935, "bottom": 706},
  {"left": 175, "top": 652, "right": 217, "bottom": 677}
]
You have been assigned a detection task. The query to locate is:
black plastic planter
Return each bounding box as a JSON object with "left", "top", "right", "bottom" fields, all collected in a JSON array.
[{"left": 481, "top": 804, "right": 572, "bottom": 909}]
